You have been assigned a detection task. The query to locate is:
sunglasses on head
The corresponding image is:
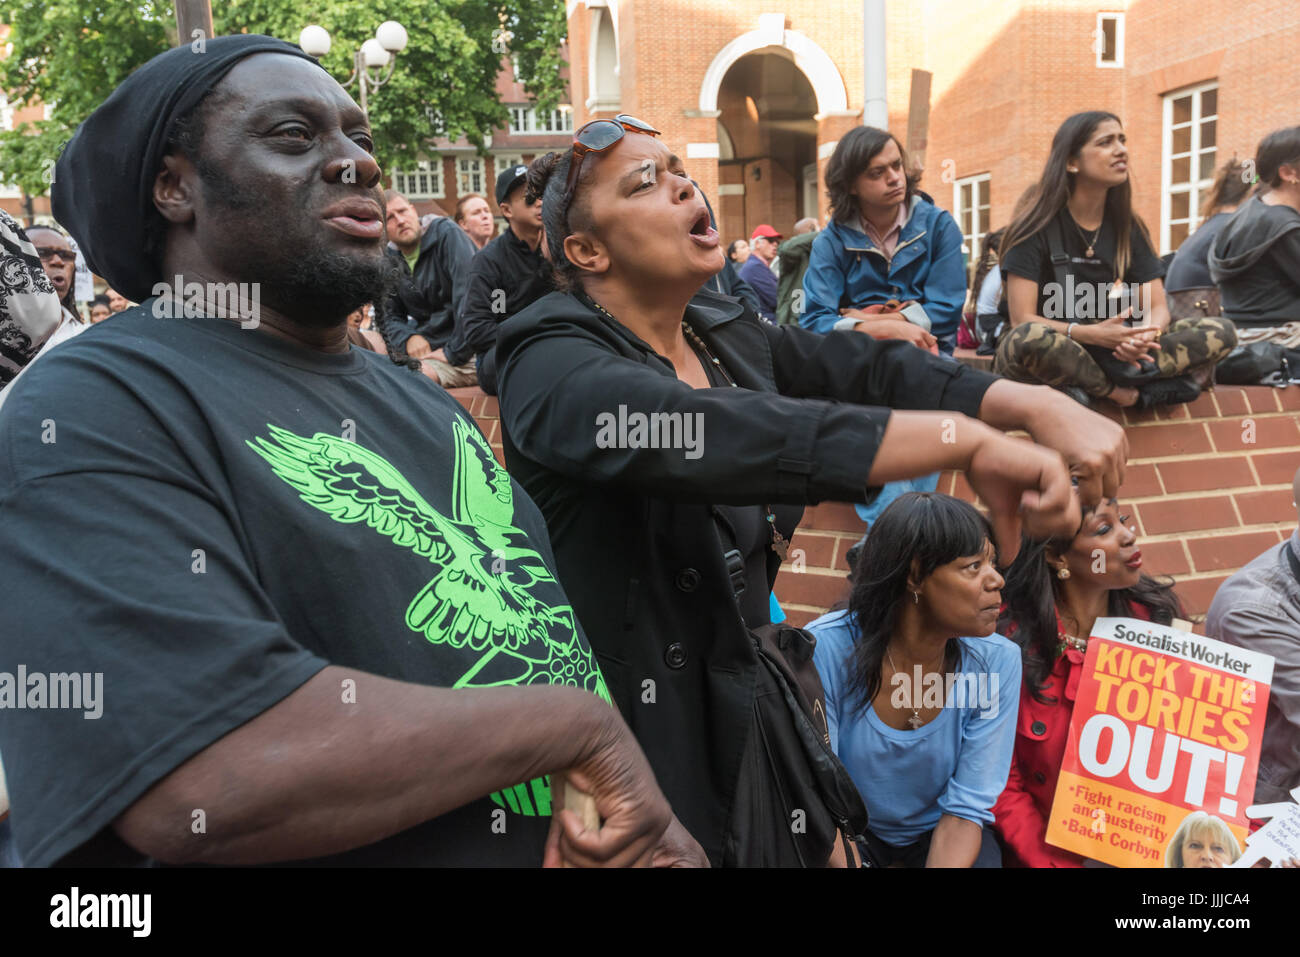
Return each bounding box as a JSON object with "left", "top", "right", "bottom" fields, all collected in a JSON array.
[
  {"left": 561, "top": 114, "right": 661, "bottom": 221},
  {"left": 35, "top": 245, "right": 75, "bottom": 263}
]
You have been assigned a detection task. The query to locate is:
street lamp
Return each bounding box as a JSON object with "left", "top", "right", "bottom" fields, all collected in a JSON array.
[{"left": 299, "top": 20, "right": 408, "bottom": 115}]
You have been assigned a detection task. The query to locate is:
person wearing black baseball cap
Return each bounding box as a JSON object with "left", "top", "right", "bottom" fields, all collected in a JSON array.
[{"left": 442, "top": 163, "right": 552, "bottom": 394}]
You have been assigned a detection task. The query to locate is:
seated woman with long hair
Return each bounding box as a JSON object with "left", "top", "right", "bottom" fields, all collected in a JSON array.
[
  {"left": 806, "top": 493, "right": 1020, "bottom": 867},
  {"left": 993, "top": 496, "right": 1183, "bottom": 867},
  {"left": 995, "top": 111, "right": 1236, "bottom": 409},
  {"left": 493, "top": 114, "right": 1127, "bottom": 866}
]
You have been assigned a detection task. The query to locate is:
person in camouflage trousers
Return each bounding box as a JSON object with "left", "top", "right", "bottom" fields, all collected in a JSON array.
[{"left": 994, "top": 315, "right": 1237, "bottom": 400}]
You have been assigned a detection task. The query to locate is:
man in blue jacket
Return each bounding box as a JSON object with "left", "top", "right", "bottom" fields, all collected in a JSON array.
[
  {"left": 738, "top": 223, "right": 782, "bottom": 322},
  {"left": 801, "top": 127, "right": 968, "bottom": 536},
  {"left": 799, "top": 129, "right": 966, "bottom": 355}
]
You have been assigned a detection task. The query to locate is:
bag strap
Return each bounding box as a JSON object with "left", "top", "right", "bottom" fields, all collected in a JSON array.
[{"left": 1046, "top": 215, "right": 1072, "bottom": 307}]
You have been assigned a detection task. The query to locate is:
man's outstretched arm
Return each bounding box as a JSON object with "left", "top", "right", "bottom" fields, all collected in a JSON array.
[{"left": 114, "top": 667, "right": 671, "bottom": 866}]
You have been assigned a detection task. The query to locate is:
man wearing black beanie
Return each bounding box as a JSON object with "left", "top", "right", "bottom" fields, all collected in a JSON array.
[{"left": 0, "top": 36, "right": 691, "bottom": 869}]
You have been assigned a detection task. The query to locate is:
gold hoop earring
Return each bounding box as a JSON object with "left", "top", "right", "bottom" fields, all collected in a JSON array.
[{"left": 1057, "top": 567, "right": 1071, "bottom": 580}]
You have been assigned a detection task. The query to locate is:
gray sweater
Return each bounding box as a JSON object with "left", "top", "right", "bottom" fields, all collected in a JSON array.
[
  {"left": 1208, "top": 196, "right": 1300, "bottom": 324},
  {"left": 1207, "top": 529, "right": 1300, "bottom": 804}
]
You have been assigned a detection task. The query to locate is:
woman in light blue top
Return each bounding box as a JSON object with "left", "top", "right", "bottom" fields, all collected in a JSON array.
[{"left": 808, "top": 492, "right": 1021, "bottom": 867}]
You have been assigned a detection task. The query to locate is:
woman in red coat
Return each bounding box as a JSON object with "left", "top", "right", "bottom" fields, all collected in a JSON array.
[{"left": 993, "top": 497, "right": 1184, "bottom": 867}]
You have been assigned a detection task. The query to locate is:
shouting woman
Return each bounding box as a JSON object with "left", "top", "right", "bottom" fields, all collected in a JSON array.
[{"left": 493, "top": 113, "right": 1126, "bottom": 865}]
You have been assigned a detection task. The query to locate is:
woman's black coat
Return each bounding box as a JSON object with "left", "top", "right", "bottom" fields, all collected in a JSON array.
[{"left": 495, "top": 288, "right": 997, "bottom": 863}]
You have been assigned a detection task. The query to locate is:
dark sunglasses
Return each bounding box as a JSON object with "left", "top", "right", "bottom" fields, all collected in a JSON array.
[
  {"left": 35, "top": 245, "right": 75, "bottom": 263},
  {"left": 561, "top": 114, "right": 661, "bottom": 221}
]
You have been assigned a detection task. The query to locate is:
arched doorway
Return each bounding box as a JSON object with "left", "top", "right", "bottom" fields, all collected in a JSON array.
[{"left": 714, "top": 50, "right": 818, "bottom": 246}]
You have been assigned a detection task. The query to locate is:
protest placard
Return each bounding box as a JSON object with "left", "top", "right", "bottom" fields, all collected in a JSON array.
[{"left": 1046, "top": 617, "right": 1273, "bottom": 867}]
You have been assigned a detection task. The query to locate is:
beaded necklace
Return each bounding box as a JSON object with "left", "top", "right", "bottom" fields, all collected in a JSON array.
[{"left": 1058, "top": 631, "right": 1089, "bottom": 655}]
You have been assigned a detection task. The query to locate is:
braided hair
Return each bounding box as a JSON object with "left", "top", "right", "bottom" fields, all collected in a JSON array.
[{"left": 525, "top": 150, "right": 600, "bottom": 293}]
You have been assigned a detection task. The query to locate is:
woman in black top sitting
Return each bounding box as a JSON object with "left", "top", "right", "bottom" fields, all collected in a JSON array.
[
  {"left": 994, "top": 111, "right": 1236, "bottom": 409},
  {"left": 493, "top": 113, "right": 1127, "bottom": 866}
]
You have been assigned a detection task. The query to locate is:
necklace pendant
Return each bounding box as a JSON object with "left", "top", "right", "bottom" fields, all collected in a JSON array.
[
  {"left": 907, "top": 711, "right": 923, "bottom": 730},
  {"left": 767, "top": 513, "right": 789, "bottom": 562},
  {"left": 1085, "top": 245, "right": 1094, "bottom": 258}
]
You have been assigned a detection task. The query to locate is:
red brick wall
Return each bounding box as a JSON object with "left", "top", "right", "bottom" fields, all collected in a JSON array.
[{"left": 451, "top": 382, "right": 1300, "bottom": 630}]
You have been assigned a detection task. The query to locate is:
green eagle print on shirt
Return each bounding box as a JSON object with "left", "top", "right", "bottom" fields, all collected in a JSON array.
[{"left": 247, "top": 418, "right": 608, "bottom": 816}]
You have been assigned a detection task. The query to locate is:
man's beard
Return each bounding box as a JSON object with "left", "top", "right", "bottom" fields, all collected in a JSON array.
[
  {"left": 197, "top": 158, "right": 396, "bottom": 327},
  {"left": 273, "top": 243, "right": 397, "bottom": 328}
]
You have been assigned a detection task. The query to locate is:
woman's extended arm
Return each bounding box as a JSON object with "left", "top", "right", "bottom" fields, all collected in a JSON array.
[{"left": 766, "top": 319, "right": 1128, "bottom": 509}]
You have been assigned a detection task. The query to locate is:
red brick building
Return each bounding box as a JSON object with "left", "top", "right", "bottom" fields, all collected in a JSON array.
[
  {"left": 393, "top": 59, "right": 576, "bottom": 228},
  {"left": 564, "top": 0, "right": 1300, "bottom": 264}
]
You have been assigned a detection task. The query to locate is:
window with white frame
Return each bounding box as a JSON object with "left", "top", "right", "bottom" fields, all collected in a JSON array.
[
  {"left": 392, "top": 159, "right": 444, "bottom": 200},
  {"left": 1161, "top": 83, "right": 1218, "bottom": 253},
  {"left": 457, "top": 156, "right": 487, "bottom": 195},
  {"left": 508, "top": 105, "right": 574, "bottom": 135},
  {"left": 493, "top": 154, "right": 525, "bottom": 183},
  {"left": 953, "top": 173, "right": 991, "bottom": 264},
  {"left": 1096, "top": 13, "right": 1124, "bottom": 68}
]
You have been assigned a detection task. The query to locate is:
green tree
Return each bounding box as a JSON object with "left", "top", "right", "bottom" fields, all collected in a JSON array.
[{"left": 0, "top": 0, "right": 568, "bottom": 199}]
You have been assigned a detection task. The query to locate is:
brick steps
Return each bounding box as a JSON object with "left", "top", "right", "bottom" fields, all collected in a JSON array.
[{"left": 452, "top": 383, "right": 1300, "bottom": 624}]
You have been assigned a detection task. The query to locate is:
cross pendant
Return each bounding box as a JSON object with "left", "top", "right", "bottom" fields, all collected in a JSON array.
[{"left": 907, "top": 712, "right": 923, "bottom": 729}]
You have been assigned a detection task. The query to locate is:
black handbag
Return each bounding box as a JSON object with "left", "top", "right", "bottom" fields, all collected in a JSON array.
[
  {"left": 1216, "top": 341, "right": 1300, "bottom": 386},
  {"left": 721, "top": 620, "right": 875, "bottom": 867}
]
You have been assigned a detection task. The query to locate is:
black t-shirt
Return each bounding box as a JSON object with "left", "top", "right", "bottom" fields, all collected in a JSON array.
[
  {"left": 0, "top": 305, "right": 605, "bottom": 867},
  {"left": 1000, "top": 207, "right": 1165, "bottom": 323}
]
